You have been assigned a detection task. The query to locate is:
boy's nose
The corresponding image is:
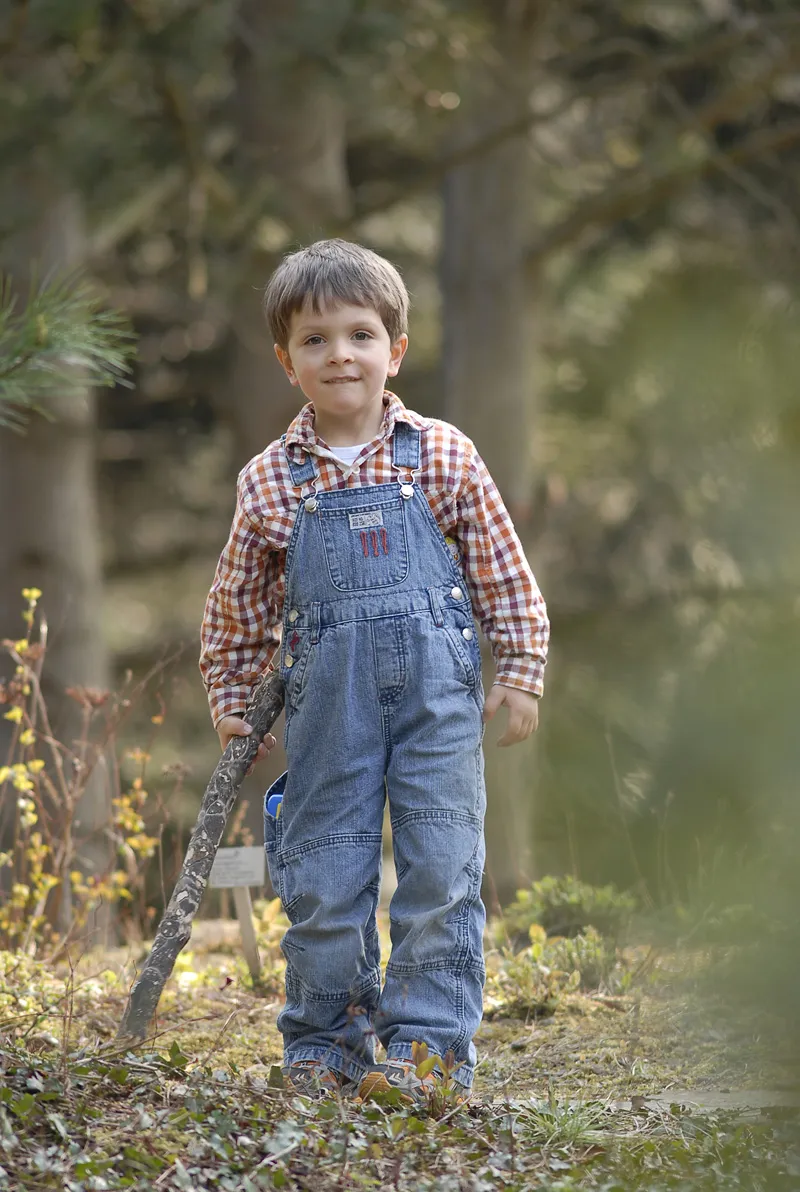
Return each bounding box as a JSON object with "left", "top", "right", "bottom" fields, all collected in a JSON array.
[{"left": 328, "top": 341, "right": 355, "bottom": 364}]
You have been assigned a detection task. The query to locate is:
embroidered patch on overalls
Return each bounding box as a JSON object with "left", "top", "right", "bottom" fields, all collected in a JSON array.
[
  {"left": 360, "top": 529, "right": 390, "bottom": 556},
  {"left": 349, "top": 510, "right": 384, "bottom": 530}
]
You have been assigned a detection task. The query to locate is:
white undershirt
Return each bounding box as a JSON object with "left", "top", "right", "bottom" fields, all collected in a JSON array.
[{"left": 328, "top": 442, "right": 370, "bottom": 466}]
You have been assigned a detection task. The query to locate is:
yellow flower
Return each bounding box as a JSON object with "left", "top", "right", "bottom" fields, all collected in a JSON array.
[
  {"left": 125, "top": 748, "right": 150, "bottom": 764},
  {"left": 21, "top": 588, "right": 42, "bottom": 601},
  {"left": 0, "top": 767, "right": 10, "bottom": 783},
  {"left": 19, "top": 729, "right": 35, "bottom": 747},
  {"left": 3, "top": 707, "right": 23, "bottom": 724},
  {"left": 27, "top": 760, "right": 45, "bottom": 774},
  {"left": 13, "top": 639, "right": 30, "bottom": 653}
]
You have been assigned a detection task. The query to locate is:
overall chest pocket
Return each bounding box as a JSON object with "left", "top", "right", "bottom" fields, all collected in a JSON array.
[{"left": 319, "top": 503, "right": 409, "bottom": 591}]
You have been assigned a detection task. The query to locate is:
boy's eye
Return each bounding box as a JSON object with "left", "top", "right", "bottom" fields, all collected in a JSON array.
[
  {"left": 352, "top": 331, "right": 372, "bottom": 341},
  {"left": 303, "top": 335, "right": 324, "bottom": 346}
]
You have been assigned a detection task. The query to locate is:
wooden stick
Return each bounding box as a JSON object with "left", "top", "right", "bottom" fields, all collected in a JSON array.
[
  {"left": 116, "top": 668, "right": 285, "bottom": 1043},
  {"left": 233, "top": 887, "right": 261, "bottom": 981}
]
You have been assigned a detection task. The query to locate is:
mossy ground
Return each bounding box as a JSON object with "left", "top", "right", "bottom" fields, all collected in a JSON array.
[{"left": 1, "top": 911, "right": 797, "bottom": 1190}]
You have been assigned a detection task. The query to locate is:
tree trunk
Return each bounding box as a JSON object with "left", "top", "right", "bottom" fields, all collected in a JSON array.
[
  {"left": 0, "top": 191, "right": 113, "bottom": 939},
  {"left": 225, "top": 0, "right": 352, "bottom": 465},
  {"left": 441, "top": 6, "right": 545, "bottom": 907},
  {"left": 214, "top": 1, "right": 353, "bottom": 814}
]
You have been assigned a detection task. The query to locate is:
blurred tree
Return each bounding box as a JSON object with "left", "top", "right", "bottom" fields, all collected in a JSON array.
[
  {"left": 224, "top": 0, "right": 353, "bottom": 464},
  {"left": 0, "top": 192, "right": 122, "bottom": 939},
  {"left": 440, "top": 0, "right": 543, "bottom": 906},
  {"left": 435, "top": 0, "right": 800, "bottom": 900}
]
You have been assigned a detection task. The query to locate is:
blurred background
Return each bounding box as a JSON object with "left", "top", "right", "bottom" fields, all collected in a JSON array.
[{"left": 1, "top": 0, "right": 799, "bottom": 1024}]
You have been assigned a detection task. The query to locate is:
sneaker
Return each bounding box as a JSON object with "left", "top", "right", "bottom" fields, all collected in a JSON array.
[
  {"left": 358, "top": 1059, "right": 469, "bottom": 1107},
  {"left": 282, "top": 1060, "right": 356, "bottom": 1097}
]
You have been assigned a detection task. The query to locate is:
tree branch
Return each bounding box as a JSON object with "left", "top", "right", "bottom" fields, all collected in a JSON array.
[
  {"left": 88, "top": 130, "right": 234, "bottom": 261},
  {"left": 527, "top": 116, "right": 800, "bottom": 264},
  {"left": 657, "top": 75, "right": 800, "bottom": 253},
  {"left": 342, "top": 16, "right": 800, "bottom": 228}
]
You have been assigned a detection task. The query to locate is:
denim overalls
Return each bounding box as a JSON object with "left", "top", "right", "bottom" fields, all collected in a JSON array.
[{"left": 263, "top": 421, "right": 486, "bottom": 1087}]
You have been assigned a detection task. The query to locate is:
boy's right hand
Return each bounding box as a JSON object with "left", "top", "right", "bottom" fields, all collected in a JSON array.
[{"left": 216, "top": 716, "right": 276, "bottom": 776}]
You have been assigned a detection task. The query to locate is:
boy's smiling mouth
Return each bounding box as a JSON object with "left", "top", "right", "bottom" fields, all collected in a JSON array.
[{"left": 325, "top": 376, "right": 360, "bottom": 383}]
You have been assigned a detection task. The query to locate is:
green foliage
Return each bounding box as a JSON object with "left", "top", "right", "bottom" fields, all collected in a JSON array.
[
  {"left": 500, "top": 876, "right": 637, "bottom": 946},
  {"left": 0, "top": 944, "right": 796, "bottom": 1190},
  {"left": 485, "top": 922, "right": 630, "bottom": 1015},
  {"left": 516, "top": 1092, "right": 610, "bottom": 1150},
  {"left": 485, "top": 941, "right": 578, "bottom": 1019},
  {"left": 545, "top": 926, "right": 624, "bottom": 993},
  {"left": 0, "top": 272, "right": 135, "bottom": 429},
  {"left": 1, "top": 1024, "right": 797, "bottom": 1190}
]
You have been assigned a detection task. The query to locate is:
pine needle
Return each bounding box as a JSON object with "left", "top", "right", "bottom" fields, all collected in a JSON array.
[{"left": 0, "top": 270, "right": 136, "bottom": 430}]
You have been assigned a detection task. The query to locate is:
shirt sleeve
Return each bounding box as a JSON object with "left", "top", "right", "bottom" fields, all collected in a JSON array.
[
  {"left": 455, "top": 441, "right": 549, "bottom": 696},
  {"left": 199, "top": 472, "right": 283, "bottom": 728}
]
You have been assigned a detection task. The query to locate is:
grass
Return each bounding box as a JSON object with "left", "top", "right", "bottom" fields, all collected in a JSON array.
[{"left": 1, "top": 911, "right": 798, "bottom": 1190}]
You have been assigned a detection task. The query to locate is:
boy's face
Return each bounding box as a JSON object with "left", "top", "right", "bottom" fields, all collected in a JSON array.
[{"left": 274, "top": 301, "right": 407, "bottom": 436}]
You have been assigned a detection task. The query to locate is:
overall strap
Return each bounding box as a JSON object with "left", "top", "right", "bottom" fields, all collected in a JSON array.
[
  {"left": 283, "top": 435, "right": 319, "bottom": 487},
  {"left": 391, "top": 421, "right": 421, "bottom": 472}
]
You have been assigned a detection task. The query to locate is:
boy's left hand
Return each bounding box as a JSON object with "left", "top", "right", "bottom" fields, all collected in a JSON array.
[{"left": 483, "top": 684, "right": 539, "bottom": 746}]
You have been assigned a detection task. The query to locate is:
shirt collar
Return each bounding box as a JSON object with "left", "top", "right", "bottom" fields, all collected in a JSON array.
[{"left": 284, "top": 391, "right": 431, "bottom": 455}]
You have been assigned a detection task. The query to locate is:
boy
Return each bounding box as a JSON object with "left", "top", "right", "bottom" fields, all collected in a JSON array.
[{"left": 200, "top": 239, "right": 548, "bottom": 1100}]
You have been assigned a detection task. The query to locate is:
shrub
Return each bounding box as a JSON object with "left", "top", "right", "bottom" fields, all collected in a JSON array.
[
  {"left": 0, "top": 589, "right": 173, "bottom": 957},
  {"left": 543, "top": 925, "right": 623, "bottom": 992},
  {"left": 484, "top": 942, "right": 578, "bottom": 1020},
  {"left": 497, "top": 874, "right": 637, "bottom": 948}
]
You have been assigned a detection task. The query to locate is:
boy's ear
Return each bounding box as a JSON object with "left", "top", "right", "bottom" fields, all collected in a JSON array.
[
  {"left": 387, "top": 333, "right": 409, "bottom": 378},
  {"left": 275, "top": 344, "right": 299, "bottom": 385}
]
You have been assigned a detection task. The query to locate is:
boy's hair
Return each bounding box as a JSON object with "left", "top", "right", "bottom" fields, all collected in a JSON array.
[{"left": 264, "top": 238, "right": 409, "bottom": 349}]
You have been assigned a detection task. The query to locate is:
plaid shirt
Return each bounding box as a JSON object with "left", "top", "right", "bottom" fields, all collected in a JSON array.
[{"left": 200, "top": 392, "right": 549, "bottom": 727}]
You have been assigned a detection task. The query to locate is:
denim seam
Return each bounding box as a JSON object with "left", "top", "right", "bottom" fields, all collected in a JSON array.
[
  {"left": 385, "top": 958, "right": 468, "bottom": 975},
  {"left": 390, "top": 808, "right": 482, "bottom": 831},
  {"left": 453, "top": 867, "right": 484, "bottom": 973},
  {"left": 310, "top": 490, "right": 407, "bottom": 510},
  {"left": 441, "top": 623, "right": 477, "bottom": 689},
  {"left": 448, "top": 973, "right": 469, "bottom": 1057},
  {"left": 370, "top": 617, "right": 407, "bottom": 709},
  {"left": 280, "top": 931, "right": 305, "bottom": 953},
  {"left": 292, "top": 969, "right": 381, "bottom": 1005},
  {"left": 282, "top": 634, "right": 314, "bottom": 713},
  {"left": 279, "top": 833, "right": 384, "bottom": 865},
  {"left": 380, "top": 703, "right": 394, "bottom": 757}
]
